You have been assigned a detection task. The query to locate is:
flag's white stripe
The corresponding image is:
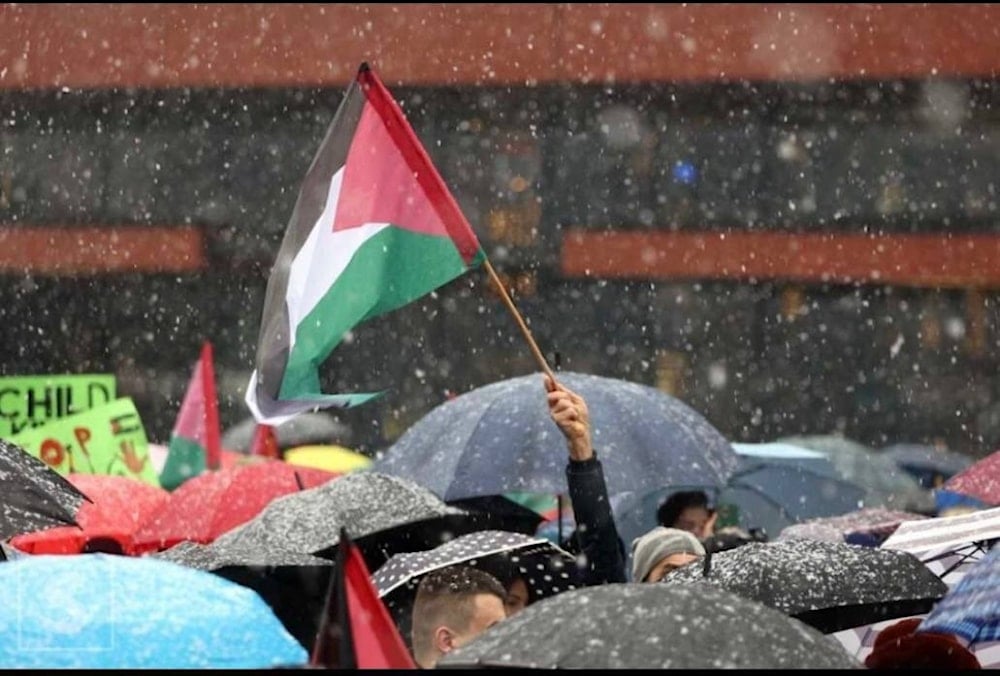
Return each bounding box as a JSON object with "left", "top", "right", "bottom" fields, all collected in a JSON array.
[{"left": 284, "top": 165, "right": 390, "bottom": 352}]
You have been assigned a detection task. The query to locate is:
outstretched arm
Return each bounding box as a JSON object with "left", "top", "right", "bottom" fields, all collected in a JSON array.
[{"left": 545, "top": 375, "right": 627, "bottom": 585}]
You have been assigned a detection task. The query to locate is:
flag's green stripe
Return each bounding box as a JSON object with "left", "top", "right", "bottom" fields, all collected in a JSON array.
[
  {"left": 159, "top": 435, "right": 207, "bottom": 491},
  {"left": 280, "top": 227, "right": 480, "bottom": 400}
]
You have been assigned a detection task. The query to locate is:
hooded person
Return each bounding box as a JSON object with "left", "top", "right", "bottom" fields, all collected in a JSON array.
[
  {"left": 864, "top": 617, "right": 981, "bottom": 670},
  {"left": 631, "top": 526, "right": 706, "bottom": 583}
]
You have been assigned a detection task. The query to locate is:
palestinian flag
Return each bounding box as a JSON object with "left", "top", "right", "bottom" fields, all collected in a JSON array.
[
  {"left": 311, "top": 527, "right": 416, "bottom": 669},
  {"left": 160, "top": 342, "right": 222, "bottom": 490},
  {"left": 246, "top": 62, "right": 484, "bottom": 425}
]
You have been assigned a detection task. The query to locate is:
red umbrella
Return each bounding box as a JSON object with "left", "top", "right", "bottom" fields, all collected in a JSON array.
[
  {"left": 10, "top": 474, "right": 169, "bottom": 555},
  {"left": 132, "top": 460, "right": 339, "bottom": 553},
  {"left": 943, "top": 449, "right": 1000, "bottom": 505}
]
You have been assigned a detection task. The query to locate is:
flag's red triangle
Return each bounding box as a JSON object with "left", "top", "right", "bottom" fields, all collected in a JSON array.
[
  {"left": 249, "top": 424, "right": 281, "bottom": 460},
  {"left": 199, "top": 341, "right": 222, "bottom": 470},
  {"left": 330, "top": 65, "right": 481, "bottom": 265},
  {"left": 311, "top": 528, "right": 416, "bottom": 669}
]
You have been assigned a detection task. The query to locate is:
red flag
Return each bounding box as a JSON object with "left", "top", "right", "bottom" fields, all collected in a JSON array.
[
  {"left": 312, "top": 528, "right": 416, "bottom": 669},
  {"left": 159, "top": 341, "right": 222, "bottom": 490},
  {"left": 249, "top": 424, "right": 281, "bottom": 460}
]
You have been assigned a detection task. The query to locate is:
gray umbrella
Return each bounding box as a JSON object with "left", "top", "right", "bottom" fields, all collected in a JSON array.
[
  {"left": 213, "top": 471, "right": 500, "bottom": 570},
  {"left": 438, "top": 583, "right": 860, "bottom": 669},
  {"left": 153, "top": 539, "right": 333, "bottom": 571},
  {"left": 221, "top": 412, "right": 352, "bottom": 454},
  {"left": 662, "top": 539, "right": 948, "bottom": 633},
  {"left": 373, "top": 371, "right": 740, "bottom": 501}
]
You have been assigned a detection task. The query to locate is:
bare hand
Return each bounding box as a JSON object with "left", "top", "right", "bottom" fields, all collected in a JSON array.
[
  {"left": 545, "top": 375, "right": 593, "bottom": 462},
  {"left": 700, "top": 510, "right": 719, "bottom": 540}
]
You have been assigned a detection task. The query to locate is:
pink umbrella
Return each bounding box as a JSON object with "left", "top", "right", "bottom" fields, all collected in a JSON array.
[
  {"left": 944, "top": 450, "right": 1000, "bottom": 506},
  {"left": 778, "top": 507, "right": 928, "bottom": 546},
  {"left": 132, "top": 460, "right": 339, "bottom": 553}
]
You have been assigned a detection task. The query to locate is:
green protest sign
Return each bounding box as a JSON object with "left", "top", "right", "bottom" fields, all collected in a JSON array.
[
  {"left": 11, "top": 397, "right": 160, "bottom": 487},
  {"left": 0, "top": 374, "right": 116, "bottom": 438}
]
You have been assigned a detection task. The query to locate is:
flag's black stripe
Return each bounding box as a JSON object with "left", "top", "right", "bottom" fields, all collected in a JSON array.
[{"left": 254, "top": 74, "right": 368, "bottom": 401}]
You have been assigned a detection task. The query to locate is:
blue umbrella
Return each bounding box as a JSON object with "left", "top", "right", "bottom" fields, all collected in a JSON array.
[
  {"left": 611, "top": 443, "right": 866, "bottom": 548},
  {"left": 883, "top": 443, "right": 974, "bottom": 489},
  {"left": 919, "top": 540, "right": 1000, "bottom": 644},
  {"left": 0, "top": 554, "right": 307, "bottom": 668},
  {"left": 373, "top": 372, "right": 740, "bottom": 501},
  {"left": 781, "top": 435, "right": 932, "bottom": 512}
]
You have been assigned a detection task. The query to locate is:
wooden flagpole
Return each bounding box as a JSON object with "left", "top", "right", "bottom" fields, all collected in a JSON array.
[{"left": 482, "top": 258, "right": 557, "bottom": 383}]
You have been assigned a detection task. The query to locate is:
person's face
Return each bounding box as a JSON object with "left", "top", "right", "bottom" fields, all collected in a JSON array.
[
  {"left": 674, "top": 505, "right": 711, "bottom": 536},
  {"left": 505, "top": 577, "right": 529, "bottom": 616},
  {"left": 644, "top": 552, "right": 700, "bottom": 583},
  {"left": 449, "top": 593, "right": 507, "bottom": 652}
]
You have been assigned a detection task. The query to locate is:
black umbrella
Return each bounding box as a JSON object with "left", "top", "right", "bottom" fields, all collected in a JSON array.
[
  {"left": 437, "top": 583, "right": 859, "bottom": 669},
  {"left": 154, "top": 540, "right": 334, "bottom": 650},
  {"left": 0, "top": 438, "right": 88, "bottom": 540},
  {"left": 662, "top": 539, "right": 948, "bottom": 633},
  {"left": 373, "top": 530, "right": 578, "bottom": 648},
  {"left": 213, "top": 471, "right": 505, "bottom": 571},
  {"left": 446, "top": 495, "right": 544, "bottom": 535}
]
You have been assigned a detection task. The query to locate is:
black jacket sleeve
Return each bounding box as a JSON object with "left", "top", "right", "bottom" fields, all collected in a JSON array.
[{"left": 565, "top": 454, "right": 628, "bottom": 585}]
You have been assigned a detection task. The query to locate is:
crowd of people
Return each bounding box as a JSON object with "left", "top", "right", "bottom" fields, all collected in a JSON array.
[{"left": 400, "top": 374, "right": 985, "bottom": 670}]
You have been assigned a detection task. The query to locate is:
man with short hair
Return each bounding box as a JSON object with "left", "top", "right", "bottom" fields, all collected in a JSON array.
[{"left": 410, "top": 565, "right": 508, "bottom": 668}]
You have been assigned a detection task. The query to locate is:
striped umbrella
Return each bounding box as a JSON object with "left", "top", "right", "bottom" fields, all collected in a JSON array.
[{"left": 880, "top": 505, "right": 1000, "bottom": 578}]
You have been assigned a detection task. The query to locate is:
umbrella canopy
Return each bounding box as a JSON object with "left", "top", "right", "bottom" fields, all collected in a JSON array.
[
  {"left": 374, "top": 530, "right": 577, "bottom": 599},
  {"left": 373, "top": 371, "right": 740, "bottom": 501},
  {"left": 781, "top": 435, "right": 931, "bottom": 512},
  {"left": 0, "top": 438, "right": 89, "bottom": 540},
  {"left": 0, "top": 554, "right": 307, "bottom": 668},
  {"left": 919, "top": 540, "right": 1000, "bottom": 645},
  {"left": 438, "top": 583, "right": 859, "bottom": 669},
  {"left": 778, "top": 507, "right": 928, "bottom": 547},
  {"left": 883, "top": 443, "right": 974, "bottom": 488},
  {"left": 944, "top": 449, "right": 1000, "bottom": 506},
  {"left": 881, "top": 505, "right": 1000, "bottom": 556},
  {"left": 222, "top": 413, "right": 352, "bottom": 454},
  {"left": 155, "top": 540, "right": 334, "bottom": 651},
  {"left": 662, "top": 539, "right": 948, "bottom": 633},
  {"left": 213, "top": 471, "right": 497, "bottom": 570},
  {"left": 10, "top": 474, "right": 168, "bottom": 555},
  {"left": 132, "top": 460, "right": 338, "bottom": 553},
  {"left": 283, "top": 444, "right": 372, "bottom": 474}
]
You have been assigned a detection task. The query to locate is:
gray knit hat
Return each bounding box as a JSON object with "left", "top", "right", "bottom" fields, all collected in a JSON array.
[{"left": 631, "top": 527, "right": 705, "bottom": 582}]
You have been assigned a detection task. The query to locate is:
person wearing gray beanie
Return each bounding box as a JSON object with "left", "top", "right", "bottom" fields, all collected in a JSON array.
[{"left": 631, "top": 526, "right": 705, "bottom": 582}]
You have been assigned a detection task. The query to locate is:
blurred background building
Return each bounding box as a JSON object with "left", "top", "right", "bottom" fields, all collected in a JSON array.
[{"left": 2, "top": 4, "right": 999, "bottom": 455}]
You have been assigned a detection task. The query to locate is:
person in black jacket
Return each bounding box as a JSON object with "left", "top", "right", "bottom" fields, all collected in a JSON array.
[{"left": 544, "top": 374, "right": 627, "bottom": 585}]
